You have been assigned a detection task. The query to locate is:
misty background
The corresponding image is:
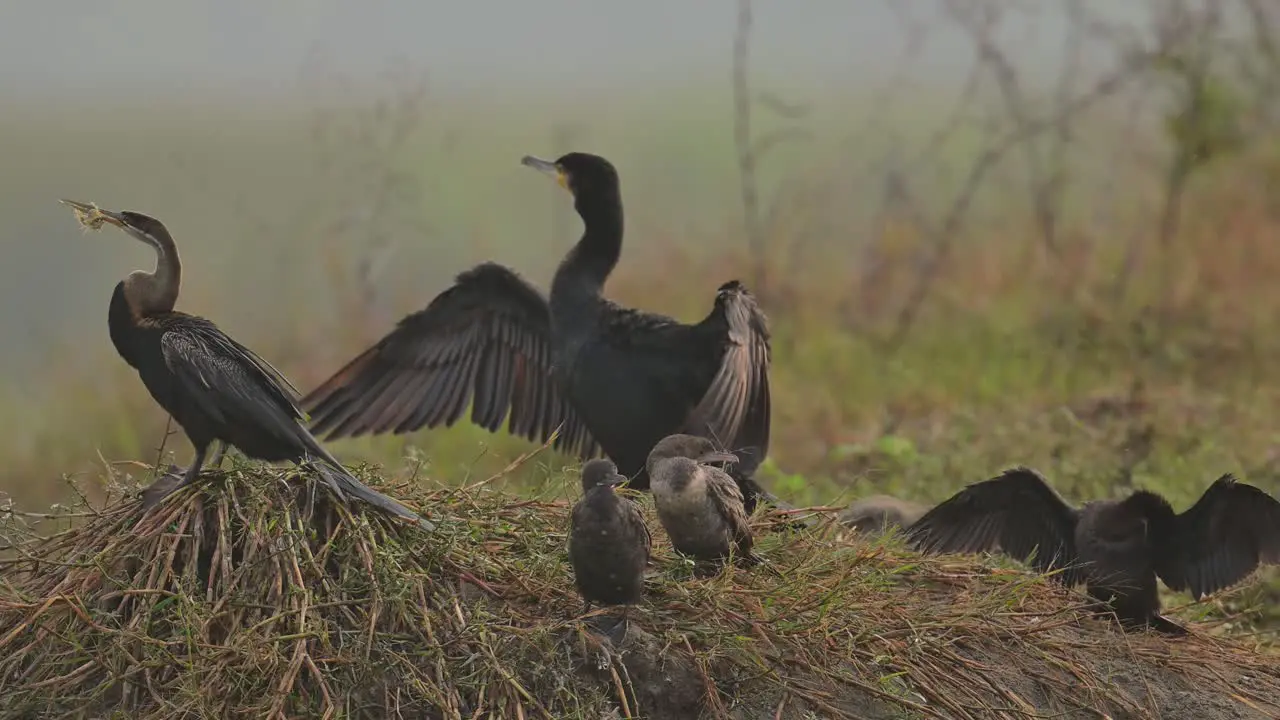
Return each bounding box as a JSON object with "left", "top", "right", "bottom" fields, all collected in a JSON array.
[{"left": 1, "top": 0, "right": 1258, "bottom": 495}]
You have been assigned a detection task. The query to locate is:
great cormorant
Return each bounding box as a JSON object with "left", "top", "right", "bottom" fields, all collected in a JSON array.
[
  {"left": 301, "top": 152, "right": 774, "bottom": 511},
  {"left": 646, "top": 434, "right": 755, "bottom": 567},
  {"left": 60, "top": 200, "right": 429, "bottom": 527},
  {"left": 568, "top": 458, "right": 651, "bottom": 614},
  {"left": 906, "top": 466, "right": 1280, "bottom": 634}
]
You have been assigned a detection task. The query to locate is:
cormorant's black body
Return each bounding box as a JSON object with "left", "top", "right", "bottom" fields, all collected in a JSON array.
[
  {"left": 303, "top": 153, "right": 773, "bottom": 511},
  {"left": 568, "top": 459, "right": 651, "bottom": 609},
  {"left": 907, "top": 467, "right": 1280, "bottom": 634}
]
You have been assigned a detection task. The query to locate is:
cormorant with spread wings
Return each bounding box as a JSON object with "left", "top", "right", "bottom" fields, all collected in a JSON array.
[
  {"left": 301, "top": 152, "right": 774, "bottom": 511},
  {"left": 907, "top": 467, "right": 1280, "bottom": 634}
]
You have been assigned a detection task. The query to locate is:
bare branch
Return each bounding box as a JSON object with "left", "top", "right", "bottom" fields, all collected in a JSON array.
[
  {"left": 732, "top": 0, "right": 764, "bottom": 293},
  {"left": 882, "top": 38, "right": 1158, "bottom": 351},
  {"left": 731, "top": 0, "right": 811, "bottom": 301}
]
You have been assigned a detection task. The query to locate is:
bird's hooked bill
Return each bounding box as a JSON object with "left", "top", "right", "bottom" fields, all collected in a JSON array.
[
  {"left": 521, "top": 155, "right": 568, "bottom": 189},
  {"left": 699, "top": 451, "right": 740, "bottom": 465}
]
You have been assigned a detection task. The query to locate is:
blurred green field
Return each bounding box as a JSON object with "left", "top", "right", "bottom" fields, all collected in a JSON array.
[{"left": 3, "top": 80, "right": 1280, "bottom": 556}]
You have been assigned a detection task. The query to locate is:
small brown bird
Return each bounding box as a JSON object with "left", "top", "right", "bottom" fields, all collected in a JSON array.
[
  {"left": 646, "top": 434, "right": 755, "bottom": 569},
  {"left": 569, "top": 458, "right": 651, "bottom": 621},
  {"left": 907, "top": 466, "right": 1280, "bottom": 635},
  {"left": 839, "top": 495, "right": 927, "bottom": 534}
]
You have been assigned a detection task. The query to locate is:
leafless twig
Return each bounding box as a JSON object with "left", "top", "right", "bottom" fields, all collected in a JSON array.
[
  {"left": 731, "top": 0, "right": 811, "bottom": 301},
  {"left": 877, "top": 4, "right": 1164, "bottom": 352}
]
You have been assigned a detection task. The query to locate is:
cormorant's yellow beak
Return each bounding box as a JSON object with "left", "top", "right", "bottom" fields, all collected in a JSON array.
[
  {"left": 59, "top": 199, "right": 125, "bottom": 229},
  {"left": 520, "top": 155, "right": 568, "bottom": 190}
]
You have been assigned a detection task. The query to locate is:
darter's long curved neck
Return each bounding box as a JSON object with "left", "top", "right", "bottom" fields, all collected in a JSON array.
[{"left": 129, "top": 226, "right": 182, "bottom": 315}]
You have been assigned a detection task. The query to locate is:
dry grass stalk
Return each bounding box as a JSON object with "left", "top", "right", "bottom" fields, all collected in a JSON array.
[{"left": 0, "top": 465, "right": 1276, "bottom": 719}]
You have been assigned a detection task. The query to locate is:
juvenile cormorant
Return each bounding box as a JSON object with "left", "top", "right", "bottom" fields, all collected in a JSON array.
[
  {"left": 60, "top": 200, "right": 429, "bottom": 527},
  {"left": 569, "top": 458, "right": 651, "bottom": 614},
  {"left": 301, "top": 152, "right": 774, "bottom": 512},
  {"left": 906, "top": 466, "right": 1280, "bottom": 634},
  {"left": 646, "top": 434, "right": 755, "bottom": 568},
  {"left": 839, "top": 495, "right": 927, "bottom": 534}
]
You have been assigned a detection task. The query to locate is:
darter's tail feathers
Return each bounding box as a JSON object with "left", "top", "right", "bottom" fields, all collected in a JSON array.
[{"left": 314, "top": 462, "right": 434, "bottom": 530}]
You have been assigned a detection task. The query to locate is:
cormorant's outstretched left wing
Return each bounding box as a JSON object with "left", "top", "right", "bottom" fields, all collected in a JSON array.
[{"left": 302, "top": 262, "right": 598, "bottom": 459}]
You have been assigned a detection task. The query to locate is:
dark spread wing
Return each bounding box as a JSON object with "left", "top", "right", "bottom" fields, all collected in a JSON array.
[
  {"left": 159, "top": 316, "right": 305, "bottom": 444},
  {"left": 1155, "top": 474, "right": 1280, "bottom": 600},
  {"left": 704, "top": 465, "right": 754, "bottom": 557},
  {"left": 300, "top": 263, "right": 597, "bottom": 459},
  {"left": 684, "top": 281, "right": 772, "bottom": 474},
  {"left": 906, "top": 466, "right": 1085, "bottom": 585}
]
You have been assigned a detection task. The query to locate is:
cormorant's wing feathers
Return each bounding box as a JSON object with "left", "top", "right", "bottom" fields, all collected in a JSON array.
[
  {"left": 300, "top": 262, "right": 598, "bottom": 459},
  {"left": 1156, "top": 474, "right": 1280, "bottom": 600},
  {"left": 703, "top": 464, "right": 754, "bottom": 558},
  {"left": 906, "top": 466, "right": 1086, "bottom": 586},
  {"left": 685, "top": 281, "right": 772, "bottom": 475}
]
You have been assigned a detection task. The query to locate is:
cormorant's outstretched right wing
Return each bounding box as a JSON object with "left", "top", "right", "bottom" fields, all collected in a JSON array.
[
  {"left": 685, "top": 281, "right": 772, "bottom": 475},
  {"left": 906, "top": 466, "right": 1086, "bottom": 586},
  {"left": 301, "top": 262, "right": 598, "bottom": 459},
  {"left": 1154, "top": 474, "right": 1280, "bottom": 600}
]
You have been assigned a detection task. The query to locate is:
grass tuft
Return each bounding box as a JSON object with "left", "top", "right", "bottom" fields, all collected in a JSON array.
[{"left": 0, "top": 464, "right": 1277, "bottom": 719}]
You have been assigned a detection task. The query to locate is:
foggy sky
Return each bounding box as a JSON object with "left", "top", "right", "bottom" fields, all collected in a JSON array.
[
  {"left": 0, "top": 0, "right": 1162, "bottom": 389},
  {"left": 2, "top": 1, "right": 1148, "bottom": 103}
]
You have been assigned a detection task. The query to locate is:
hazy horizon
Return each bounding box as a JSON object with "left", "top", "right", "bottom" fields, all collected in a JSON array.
[
  {"left": 0, "top": 1, "right": 1180, "bottom": 403},
  {"left": 4, "top": 2, "right": 1156, "bottom": 104}
]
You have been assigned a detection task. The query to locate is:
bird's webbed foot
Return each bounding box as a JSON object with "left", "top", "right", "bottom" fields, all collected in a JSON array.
[
  {"left": 140, "top": 446, "right": 215, "bottom": 510},
  {"left": 139, "top": 473, "right": 192, "bottom": 510},
  {"left": 1146, "top": 614, "right": 1190, "bottom": 636},
  {"left": 152, "top": 443, "right": 226, "bottom": 490},
  {"left": 591, "top": 615, "right": 631, "bottom": 648},
  {"left": 692, "top": 559, "right": 729, "bottom": 579}
]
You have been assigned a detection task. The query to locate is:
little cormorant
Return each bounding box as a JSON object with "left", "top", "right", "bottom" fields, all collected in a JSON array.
[
  {"left": 906, "top": 466, "right": 1280, "bottom": 634},
  {"left": 569, "top": 458, "right": 651, "bottom": 615},
  {"left": 646, "top": 434, "right": 755, "bottom": 568}
]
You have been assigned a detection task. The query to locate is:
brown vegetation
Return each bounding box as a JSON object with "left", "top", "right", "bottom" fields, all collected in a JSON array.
[
  {"left": 3, "top": 2, "right": 1280, "bottom": 715},
  {"left": 1, "top": 467, "right": 1278, "bottom": 719}
]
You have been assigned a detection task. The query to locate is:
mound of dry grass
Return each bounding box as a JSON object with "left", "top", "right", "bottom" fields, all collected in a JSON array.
[{"left": 0, "top": 464, "right": 1277, "bottom": 719}]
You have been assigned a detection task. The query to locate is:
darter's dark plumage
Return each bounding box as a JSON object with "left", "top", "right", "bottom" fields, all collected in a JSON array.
[
  {"left": 60, "top": 201, "right": 428, "bottom": 526},
  {"left": 646, "top": 434, "right": 755, "bottom": 567},
  {"left": 568, "top": 458, "right": 651, "bottom": 612},
  {"left": 906, "top": 466, "right": 1280, "bottom": 634},
  {"left": 301, "top": 152, "right": 774, "bottom": 511}
]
